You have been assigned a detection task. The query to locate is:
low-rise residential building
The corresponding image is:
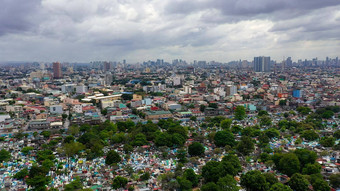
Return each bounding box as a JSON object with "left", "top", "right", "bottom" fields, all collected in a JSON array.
[{"left": 145, "top": 110, "right": 173, "bottom": 120}]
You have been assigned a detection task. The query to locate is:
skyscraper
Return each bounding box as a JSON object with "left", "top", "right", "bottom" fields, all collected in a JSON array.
[
  {"left": 286, "top": 57, "right": 292, "bottom": 67},
  {"left": 254, "top": 56, "right": 271, "bottom": 72},
  {"left": 104, "top": 62, "right": 111, "bottom": 71},
  {"left": 53, "top": 62, "right": 62, "bottom": 79}
]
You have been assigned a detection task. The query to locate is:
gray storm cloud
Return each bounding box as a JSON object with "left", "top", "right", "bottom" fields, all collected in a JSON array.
[{"left": 0, "top": 0, "right": 339, "bottom": 62}]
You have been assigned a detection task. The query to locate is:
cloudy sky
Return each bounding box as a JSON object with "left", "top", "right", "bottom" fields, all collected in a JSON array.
[{"left": 1, "top": 0, "right": 339, "bottom": 63}]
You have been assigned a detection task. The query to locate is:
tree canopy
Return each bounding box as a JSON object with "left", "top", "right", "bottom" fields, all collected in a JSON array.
[
  {"left": 112, "top": 176, "right": 128, "bottom": 189},
  {"left": 240, "top": 170, "right": 269, "bottom": 191},
  {"left": 234, "top": 106, "right": 246, "bottom": 120},
  {"left": 188, "top": 142, "right": 205, "bottom": 156},
  {"left": 105, "top": 150, "right": 121, "bottom": 165},
  {"left": 214, "top": 130, "right": 235, "bottom": 147},
  {"left": 0, "top": 149, "right": 11, "bottom": 162},
  {"left": 288, "top": 173, "right": 309, "bottom": 191}
]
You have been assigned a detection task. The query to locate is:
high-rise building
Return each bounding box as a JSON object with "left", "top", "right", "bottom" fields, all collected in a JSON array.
[
  {"left": 286, "top": 57, "right": 292, "bottom": 67},
  {"left": 53, "top": 62, "right": 62, "bottom": 79},
  {"left": 226, "top": 85, "right": 237, "bottom": 96},
  {"left": 105, "top": 74, "right": 113, "bottom": 86},
  {"left": 254, "top": 56, "right": 271, "bottom": 72},
  {"left": 104, "top": 62, "right": 111, "bottom": 71},
  {"left": 281, "top": 60, "right": 286, "bottom": 71}
]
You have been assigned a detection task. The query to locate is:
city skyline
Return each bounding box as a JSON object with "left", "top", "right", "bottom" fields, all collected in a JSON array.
[{"left": 1, "top": 0, "right": 340, "bottom": 63}]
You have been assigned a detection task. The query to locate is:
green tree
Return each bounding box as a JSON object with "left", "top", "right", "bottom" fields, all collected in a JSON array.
[
  {"left": 288, "top": 173, "right": 309, "bottom": 191},
  {"left": 264, "top": 173, "right": 278, "bottom": 186},
  {"left": 269, "top": 183, "right": 292, "bottom": 191},
  {"left": 241, "top": 126, "right": 258, "bottom": 137},
  {"left": 200, "top": 105, "right": 206, "bottom": 112},
  {"left": 259, "top": 133, "right": 270, "bottom": 147},
  {"left": 329, "top": 173, "right": 340, "bottom": 189},
  {"left": 140, "top": 172, "right": 150, "bottom": 181},
  {"left": 297, "top": 106, "right": 311, "bottom": 115},
  {"left": 40, "top": 131, "right": 51, "bottom": 138},
  {"left": 190, "top": 116, "right": 197, "bottom": 121},
  {"left": 294, "top": 149, "right": 317, "bottom": 168},
  {"left": 62, "top": 113, "right": 68, "bottom": 120},
  {"left": 260, "top": 152, "right": 271, "bottom": 162},
  {"left": 319, "top": 136, "right": 335, "bottom": 147},
  {"left": 188, "top": 142, "right": 205, "bottom": 156},
  {"left": 132, "top": 133, "right": 148, "bottom": 146},
  {"left": 258, "top": 110, "right": 269, "bottom": 116},
  {"left": 13, "top": 168, "right": 29, "bottom": 180},
  {"left": 217, "top": 175, "right": 239, "bottom": 191},
  {"left": 64, "top": 135, "right": 75, "bottom": 144},
  {"left": 68, "top": 125, "right": 80, "bottom": 136},
  {"left": 221, "top": 119, "right": 233, "bottom": 130},
  {"left": 172, "top": 133, "right": 186, "bottom": 147},
  {"left": 112, "top": 132, "right": 127, "bottom": 144},
  {"left": 236, "top": 136, "right": 254, "bottom": 156},
  {"left": 112, "top": 176, "right": 128, "bottom": 189},
  {"left": 123, "top": 144, "right": 133, "bottom": 154},
  {"left": 26, "top": 165, "right": 51, "bottom": 191},
  {"left": 231, "top": 125, "right": 242, "bottom": 134},
  {"left": 155, "top": 133, "right": 172, "bottom": 147},
  {"left": 36, "top": 149, "right": 55, "bottom": 163},
  {"left": 201, "top": 182, "right": 219, "bottom": 191},
  {"left": 321, "top": 110, "right": 334, "bottom": 119},
  {"left": 214, "top": 130, "right": 235, "bottom": 147},
  {"left": 159, "top": 172, "right": 179, "bottom": 190},
  {"left": 183, "top": 169, "right": 198, "bottom": 187},
  {"left": 64, "top": 177, "right": 83, "bottom": 191},
  {"left": 168, "top": 125, "right": 188, "bottom": 138},
  {"left": 260, "top": 116, "right": 272, "bottom": 127},
  {"left": 177, "top": 177, "right": 192, "bottom": 190},
  {"left": 209, "top": 102, "right": 218, "bottom": 109},
  {"left": 201, "top": 155, "right": 241, "bottom": 184},
  {"left": 42, "top": 159, "right": 54, "bottom": 171},
  {"left": 295, "top": 138, "right": 302, "bottom": 145},
  {"left": 101, "top": 108, "right": 108, "bottom": 115},
  {"left": 220, "top": 155, "right": 242, "bottom": 176},
  {"left": 284, "top": 112, "right": 289, "bottom": 118},
  {"left": 63, "top": 142, "right": 85, "bottom": 158},
  {"left": 0, "top": 149, "right": 11, "bottom": 162},
  {"left": 176, "top": 149, "right": 188, "bottom": 163},
  {"left": 302, "top": 163, "right": 321, "bottom": 175},
  {"left": 265, "top": 128, "right": 280, "bottom": 139},
  {"left": 202, "top": 161, "right": 222, "bottom": 183},
  {"left": 279, "top": 100, "right": 287, "bottom": 106},
  {"left": 21, "top": 146, "right": 34, "bottom": 155},
  {"left": 234, "top": 106, "right": 246, "bottom": 120},
  {"left": 240, "top": 170, "right": 269, "bottom": 191},
  {"left": 311, "top": 177, "right": 330, "bottom": 191},
  {"left": 334, "top": 130, "right": 340, "bottom": 139},
  {"left": 62, "top": 142, "right": 84, "bottom": 170},
  {"left": 278, "top": 153, "right": 300, "bottom": 176},
  {"left": 105, "top": 150, "right": 121, "bottom": 165},
  {"left": 301, "top": 130, "right": 319, "bottom": 141}
]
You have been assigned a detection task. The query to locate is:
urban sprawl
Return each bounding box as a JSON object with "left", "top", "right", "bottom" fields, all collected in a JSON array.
[{"left": 0, "top": 56, "right": 339, "bottom": 191}]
